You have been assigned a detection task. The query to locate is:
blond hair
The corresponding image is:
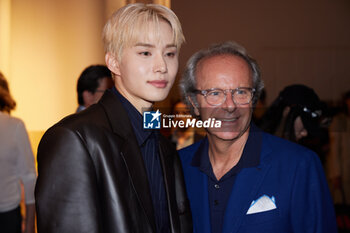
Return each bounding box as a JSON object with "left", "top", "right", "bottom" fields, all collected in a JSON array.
[{"left": 102, "top": 3, "right": 185, "bottom": 61}]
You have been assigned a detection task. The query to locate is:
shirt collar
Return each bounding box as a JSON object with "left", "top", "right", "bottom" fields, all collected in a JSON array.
[
  {"left": 191, "top": 123, "right": 262, "bottom": 178},
  {"left": 112, "top": 87, "right": 155, "bottom": 146}
]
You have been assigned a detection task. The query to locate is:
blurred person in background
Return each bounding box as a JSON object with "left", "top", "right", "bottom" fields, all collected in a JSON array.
[
  {"left": 76, "top": 65, "right": 113, "bottom": 112},
  {"left": 170, "top": 100, "right": 205, "bottom": 150},
  {"left": 259, "top": 84, "right": 329, "bottom": 165},
  {"left": 252, "top": 88, "right": 266, "bottom": 127},
  {"left": 328, "top": 90, "right": 350, "bottom": 204},
  {"left": 0, "top": 72, "right": 36, "bottom": 233}
]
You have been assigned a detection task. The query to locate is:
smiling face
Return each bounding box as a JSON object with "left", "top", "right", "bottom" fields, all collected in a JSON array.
[
  {"left": 193, "top": 54, "right": 253, "bottom": 141},
  {"left": 106, "top": 20, "right": 178, "bottom": 113}
]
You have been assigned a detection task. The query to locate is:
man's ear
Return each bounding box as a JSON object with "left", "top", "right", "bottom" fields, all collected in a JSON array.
[
  {"left": 188, "top": 96, "right": 200, "bottom": 116},
  {"left": 105, "top": 53, "right": 120, "bottom": 76}
]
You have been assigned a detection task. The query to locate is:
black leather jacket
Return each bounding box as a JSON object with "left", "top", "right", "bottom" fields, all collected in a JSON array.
[{"left": 35, "top": 90, "right": 193, "bottom": 233}]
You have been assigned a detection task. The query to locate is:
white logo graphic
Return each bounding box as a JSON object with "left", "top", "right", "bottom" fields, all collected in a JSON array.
[
  {"left": 143, "top": 110, "right": 222, "bottom": 129},
  {"left": 143, "top": 110, "right": 161, "bottom": 129}
]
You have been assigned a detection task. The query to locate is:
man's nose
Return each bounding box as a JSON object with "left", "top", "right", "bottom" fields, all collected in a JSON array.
[
  {"left": 222, "top": 91, "right": 236, "bottom": 112},
  {"left": 153, "top": 54, "right": 167, "bottom": 73}
]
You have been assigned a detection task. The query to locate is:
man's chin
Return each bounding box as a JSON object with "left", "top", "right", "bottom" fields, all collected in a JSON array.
[
  {"left": 208, "top": 124, "right": 250, "bottom": 141},
  {"left": 208, "top": 131, "right": 241, "bottom": 141},
  {"left": 147, "top": 92, "right": 170, "bottom": 103}
]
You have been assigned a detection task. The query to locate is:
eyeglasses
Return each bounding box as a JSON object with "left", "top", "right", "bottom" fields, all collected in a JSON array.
[
  {"left": 193, "top": 87, "right": 255, "bottom": 106},
  {"left": 302, "top": 106, "right": 322, "bottom": 118}
]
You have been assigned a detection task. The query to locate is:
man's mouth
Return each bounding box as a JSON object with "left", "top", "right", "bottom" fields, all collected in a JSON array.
[
  {"left": 216, "top": 117, "right": 239, "bottom": 126},
  {"left": 148, "top": 80, "right": 168, "bottom": 88}
]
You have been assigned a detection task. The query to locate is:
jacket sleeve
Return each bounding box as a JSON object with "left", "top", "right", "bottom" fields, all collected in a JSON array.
[
  {"left": 290, "top": 150, "right": 338, "bottom": 233},
  {"left": 16, "top": 119, "right": 37, "bottom": 204},
  {"left": 35, "top": 126, "right": 102, "bottom": 233},
  {"left": 173, "top": 152, "right": 193, "bottom": 233}
]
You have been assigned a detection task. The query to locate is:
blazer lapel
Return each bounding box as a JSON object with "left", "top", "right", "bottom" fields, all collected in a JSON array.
[
  {"left": 222, "top": 133, "right": 273, "bottom": 233},
  {"left": 188, "top": 171, "right": 211, "bottom": 233},
  {"left": 99, "top": 90, "right": 156, "bottom": 232},
  {"left": 185, "top": 143, "right": 212, "bottom": 233},
  {"left": 222, "top": 164, "right": 271, "bottom": 233}
]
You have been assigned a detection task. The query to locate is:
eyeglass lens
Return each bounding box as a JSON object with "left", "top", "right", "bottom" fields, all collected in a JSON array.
[{"left": 205, "top": 88, "right": 253, "bottom": 106}]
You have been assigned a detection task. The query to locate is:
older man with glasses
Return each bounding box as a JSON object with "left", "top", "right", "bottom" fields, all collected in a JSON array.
[{"left": 178, "top": 41, "right": 337, "bottom": 233}]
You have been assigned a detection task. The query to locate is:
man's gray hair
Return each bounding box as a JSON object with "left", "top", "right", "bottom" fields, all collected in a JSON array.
[{"left": 180, "top": 41, "right": 264, "bottom": 114}]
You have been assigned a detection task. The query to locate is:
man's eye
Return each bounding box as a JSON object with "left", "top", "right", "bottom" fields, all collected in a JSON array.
[
  {"left": 139, "top": 51, "right": 151, "bottom": 56},
  {"left": 166, "top": 52, "right": 176, "bottom": 57},
  {"left": 236, "top": 89, "right": 248, "bottom": 95},
  {"left": 208, "top": 91, "right": 222, "bottom": 96}
]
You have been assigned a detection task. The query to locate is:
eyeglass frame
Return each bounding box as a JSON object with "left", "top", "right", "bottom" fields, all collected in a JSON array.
[{"left": 192, "top": 87, "right": 256, "bottom": 106}]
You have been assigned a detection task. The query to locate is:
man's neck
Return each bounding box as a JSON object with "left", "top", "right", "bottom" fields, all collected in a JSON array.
[
  {"left": 114, "top": 83, "right": 153, "bottom": 114},
  {"left": 207, "top": 130, "right": 249, "bottom": 180}
]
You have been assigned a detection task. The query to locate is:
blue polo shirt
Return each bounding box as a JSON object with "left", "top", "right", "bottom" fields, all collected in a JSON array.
[
  {"left": 191, "top": 124, "right": 262, "bottom": 233},
  {"left": 112, "top": 87, "right": 170, "bottom": 233}
]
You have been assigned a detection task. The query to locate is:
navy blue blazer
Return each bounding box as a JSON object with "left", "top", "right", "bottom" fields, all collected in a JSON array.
[{"left": 179, "top": 132, "right": 337, "bottom": 233}]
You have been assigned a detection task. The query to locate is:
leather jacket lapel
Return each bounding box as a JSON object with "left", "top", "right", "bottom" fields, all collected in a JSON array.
[
  {"left": 158, "top": 137, "right": 180, "bottom": 233},
  {"left": 99, "top": 90, "right": 132, "bottom": 138},
  {"left": 99, "top": 90, "right": 157, "bottom": 232},
  {"left": 121, "top": 140, "right": 156, "bottom": 232}
]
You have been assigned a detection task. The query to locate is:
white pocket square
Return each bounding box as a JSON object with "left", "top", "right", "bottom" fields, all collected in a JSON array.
[{"left": 246, "top": 195, "right": 277, "bottom": 215}]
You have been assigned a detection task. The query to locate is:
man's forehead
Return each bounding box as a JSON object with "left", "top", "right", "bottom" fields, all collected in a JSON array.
[
  {"left": 127, "top": 32, "right": 175, "bottom": 49},
  {"left": 199, "top": 54, "right": 247, "bottom": 67},
  {"left": 127, "top": 20, "right": 175, "bottom": 46},
  {"left": 196, "top": 54, "right": 253, "bottom": 85}
]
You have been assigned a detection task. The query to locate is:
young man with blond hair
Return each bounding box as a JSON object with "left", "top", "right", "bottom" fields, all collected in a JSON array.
[{"left": 35, "top": 4, "right": 192, "bottom": 233}]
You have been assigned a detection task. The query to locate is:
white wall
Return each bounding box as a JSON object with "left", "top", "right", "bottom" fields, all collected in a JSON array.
[{"left": 1, "top": 0, "right": 112, "bottom": 131}]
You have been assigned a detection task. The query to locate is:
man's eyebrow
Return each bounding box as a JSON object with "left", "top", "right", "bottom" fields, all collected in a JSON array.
[
  {"left": 134, "top": 43, "right": 177, "bottom": 48},
  {"left": 166, "top": 44, "right": 177, "bottom": 48},
  {"left": 135, "top": 43, "right": 155, "bottom": 48}
]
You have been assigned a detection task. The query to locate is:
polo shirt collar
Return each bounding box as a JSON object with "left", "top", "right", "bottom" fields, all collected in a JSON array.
[{"left": 191, "top": 124, "right": 262, "bottom": 178}]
